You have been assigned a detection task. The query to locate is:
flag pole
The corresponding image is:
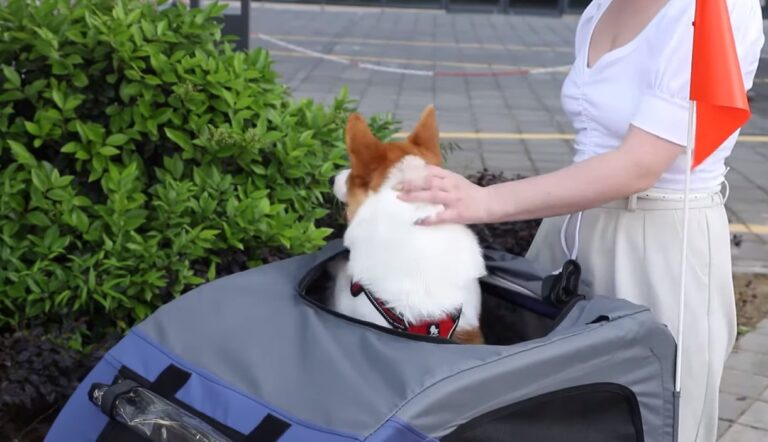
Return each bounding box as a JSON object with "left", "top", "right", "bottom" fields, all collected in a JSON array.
[{"left": 675, "top": 100, "right": 696, "bottom": 394}]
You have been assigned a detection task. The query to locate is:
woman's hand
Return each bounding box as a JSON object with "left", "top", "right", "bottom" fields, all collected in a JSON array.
[{"left": 397, "top": 165, "right": 492, "bottom": 225}]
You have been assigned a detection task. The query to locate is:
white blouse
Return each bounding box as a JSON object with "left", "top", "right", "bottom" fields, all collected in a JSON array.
[{"left": 561, "top": 0, "right": 765, "bottom": 190}]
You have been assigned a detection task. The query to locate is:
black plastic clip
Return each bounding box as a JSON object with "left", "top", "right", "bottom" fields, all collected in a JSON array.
[{"left": 542, "top": 259, "right": 582, "bottom": 308}]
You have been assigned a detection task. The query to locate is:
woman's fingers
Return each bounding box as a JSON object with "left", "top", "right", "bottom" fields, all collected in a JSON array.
[
  {"left": 399, "top": 166, "right": 451, "bottom": 192},
  {"left": 398, "top": 188, "right": 454, "bottom": 205}
]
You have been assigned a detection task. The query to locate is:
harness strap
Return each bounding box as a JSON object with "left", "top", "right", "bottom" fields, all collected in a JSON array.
[{"left": 351, "top": 281, "right": 461, "bottom": 339}]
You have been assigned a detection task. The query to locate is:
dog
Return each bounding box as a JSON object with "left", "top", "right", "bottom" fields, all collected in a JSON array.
[{"left": 329, "top": 105, "right": 486, "bottom": 344}]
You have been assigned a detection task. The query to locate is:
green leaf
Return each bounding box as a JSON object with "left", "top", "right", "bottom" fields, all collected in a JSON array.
[
  {"left": 126, "top": 9, "right": 142, "bottom": 25},
  {"left": 31, "top": 167, "right": 51, "bottom": 191},
  {"left": 105, "top": 133, "right": 129, "bottom": 146},
  {"left": 199, "top": 229, "right": 219, "bottom": 240},
  {"left": 64, "top": 94, "right": 84, "bottom": 111},
  {"left": 165, "top": 128, "right": 192, "bottom": 150},
  {"left": 24, "top": 121, "right": 41, "bottom": 137},
  {"left": 84, "top": 123, "right": 104, "bottom": 143},
  {"left": 51, "top": 88, "right": 65, "bottom": 109},
  {"left": 72, "top": 196, "right": 91, "bottom": 207},
  {"left": 133, "top": 303, "right": 151, "bottom": 321},
  {"left": 0, "top": 90, "right": 24, "bottom": 102},
  {"left": 53, "top": 175, "right": 74, "bottom": 188},
  {"left": 61, "top": 141, "right": 80, "bottom": 153},
  {"left": 66, "top": 54, "right": 83, "bottom": 65},
  {"left": 47, "top": 188, "right": 69, "bottom": 201},
  {"left": 163, "top": 155, "right": 184, "bottom": 179},
  {"left": 75, "top": 150, "right": 90, "bottom": 160},
  {"left": 123, "top": 209, "right": 147, "bottom": 230},
  {"left": 27, "top": 211, "right": 51, "bottom": 226},
  {"left": 118, "top": 82, "right": 141, "bottom": 103},
  {"left": 99, "top": 146, "right": 121, "bottom": 157},
  {"left": 70, "top": 207, "right": 89, "bottom": 232},
  {"left": 25, "top": 79, "right": 47, "bottom": 97},
  {"left": 2, "top": 66, "right": 21, "bottom": 88},
  {"left": 72, "top": 70, "right": 88, "bottom": 88},
  {"left": 7, "top": 140, "right": 37, "bottom": 166},
  {"left": 43, "top": 225, "right": 60, "bottom": 249},
  {"left": 208, "top": 261, "right": 217, "bottom": 281}
]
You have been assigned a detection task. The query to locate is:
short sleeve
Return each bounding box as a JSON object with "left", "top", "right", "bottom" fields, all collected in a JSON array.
[{"left": 630, "top": 0, "right": 765, "bottom": 147}]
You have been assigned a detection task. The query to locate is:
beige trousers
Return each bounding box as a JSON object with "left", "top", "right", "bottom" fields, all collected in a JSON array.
[{"left": 526, "top": 187, "right": 735, "bottom": 442}]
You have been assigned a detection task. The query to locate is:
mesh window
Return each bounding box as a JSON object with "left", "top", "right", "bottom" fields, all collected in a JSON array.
[{"left": 443, "top": 383, "right": 644, "bottom": 442}]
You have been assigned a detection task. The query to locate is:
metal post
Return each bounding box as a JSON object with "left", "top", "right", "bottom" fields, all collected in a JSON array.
[
  {"left": 189, "top": 0, "right": 250, "bottom": 51},
  {"left": 220, "top": 0, "right": 250, "bottom": 51}
]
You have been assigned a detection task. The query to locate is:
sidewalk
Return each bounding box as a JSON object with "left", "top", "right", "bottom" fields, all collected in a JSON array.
[
  {"left": 719, "top": 320, "right": 768, "bottom": 440},
  {"left": 250, "top": 2, "right": 768, "bottom": 273},
  {"left": 249, "top": 4, "right": 768, "bottom": 439}
]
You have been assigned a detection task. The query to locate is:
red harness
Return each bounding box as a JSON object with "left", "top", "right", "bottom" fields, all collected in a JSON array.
[{"left": 350, "top": 281, "right": 461, "bottom": 339}]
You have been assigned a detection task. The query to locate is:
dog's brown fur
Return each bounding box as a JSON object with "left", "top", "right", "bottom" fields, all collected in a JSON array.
[{"left": 453, "top": 327, "right": 485, "bottom": 345}]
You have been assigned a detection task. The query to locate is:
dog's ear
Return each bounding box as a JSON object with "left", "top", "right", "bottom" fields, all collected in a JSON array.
[
  {"left": 407, "top": 105, "right": 441, "bottom": 165},
  {"left": 346, "top": 113, "right": 384, "bottom": 176}
]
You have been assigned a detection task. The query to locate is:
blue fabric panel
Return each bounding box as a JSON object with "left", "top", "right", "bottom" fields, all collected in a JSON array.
[
  {"left": 174, "top": 364, "right": 357, "bottom": 442},
  {"left": 45, "top": 357, "right": 118, "bottom": 441},
  {"left": 48, "top": 329, "right": 362, "bottom": 441},
  {"left": 365, "top": 418, "right": 433, "bottom": 442}
]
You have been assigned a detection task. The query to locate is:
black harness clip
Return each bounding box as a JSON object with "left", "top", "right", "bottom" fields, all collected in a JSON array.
[{"left": 542, "top": 259, "right": 582, "bottom": 308}]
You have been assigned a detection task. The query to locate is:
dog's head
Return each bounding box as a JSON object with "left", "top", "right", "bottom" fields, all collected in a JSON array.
[{"left": 333, "top": 105, "right": 441, "bottom": 221}]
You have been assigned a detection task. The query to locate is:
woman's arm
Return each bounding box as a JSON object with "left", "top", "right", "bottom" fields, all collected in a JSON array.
[{"left": 398, "top": 125, "right": 683, "bottom": 225}]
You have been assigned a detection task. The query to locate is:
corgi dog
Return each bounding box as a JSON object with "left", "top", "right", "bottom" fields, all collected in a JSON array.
[{"left": 329, "top": 105, "right": 486, "bottom": 344}]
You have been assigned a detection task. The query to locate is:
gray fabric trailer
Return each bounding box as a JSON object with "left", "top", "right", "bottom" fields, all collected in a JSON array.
[{"left": 47, "top": 239, "right": 677, "bottom": 441}]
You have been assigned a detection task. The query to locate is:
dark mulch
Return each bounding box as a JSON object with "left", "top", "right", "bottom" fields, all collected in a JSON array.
[
  {"left": 464, "top": 170, "right": 542, "bottom": 257},
  {"left": 0, "top": 325, "right": 119, "bottom": 441},
  {"left": 735, "top": 273, "right": 768, "bottom": 335}
]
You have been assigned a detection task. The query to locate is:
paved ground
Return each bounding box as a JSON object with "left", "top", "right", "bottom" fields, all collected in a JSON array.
[
  {"left": 719, "top": 319, "right": 768, "bottom": 441},
  {"left": 244, "top": 4, "right": 768, "bottom": 439},
  {"left": 246, "top": 2, "right": 768, "bottom": 274}
]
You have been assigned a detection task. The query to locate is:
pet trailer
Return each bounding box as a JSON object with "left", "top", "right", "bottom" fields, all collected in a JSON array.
[{"left": 47, "top": 239, "right": 677, "bottom": 441}]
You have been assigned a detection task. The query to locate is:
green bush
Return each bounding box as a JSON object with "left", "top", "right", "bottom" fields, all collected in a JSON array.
[{"left": 0, "top": 0, "right": 397, "bottom": 342}]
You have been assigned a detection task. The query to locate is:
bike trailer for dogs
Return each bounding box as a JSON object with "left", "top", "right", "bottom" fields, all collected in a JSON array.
[{"left": 47, "top": 239, "right": 677, "bottom": 441}]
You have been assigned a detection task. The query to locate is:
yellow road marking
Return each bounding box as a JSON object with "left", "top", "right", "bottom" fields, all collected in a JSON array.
[
  {"left": 730, "top": 224, "right": 768, "bottom": 235},
  {"left": 394, "top": 132, "right": 768, "bottom": 143},
  {"left": 737, "top": 135, "right": 768, "bottom": 143},
  {"left": 266, "top": 34, "right": 573, "bottom": 53},
  {"left": 268, "top": 50, "right": 552, "bottom": 71},
  {"left": 394, "top": 132, "right": 574, "bottom": 140}
]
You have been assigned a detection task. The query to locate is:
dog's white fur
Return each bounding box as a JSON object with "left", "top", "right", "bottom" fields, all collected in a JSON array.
[{"left": 330, "top": 155, "right": 486, "bottom": 332}]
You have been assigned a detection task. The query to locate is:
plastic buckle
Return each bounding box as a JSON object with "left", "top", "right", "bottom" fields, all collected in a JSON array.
[{"left": 542, "top": 259, "right": 582, "bottom": 308}]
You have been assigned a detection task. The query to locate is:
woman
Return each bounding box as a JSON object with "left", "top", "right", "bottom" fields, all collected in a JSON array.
[{"left": 398, "top": 0, "right": 764, "bottom": 440}]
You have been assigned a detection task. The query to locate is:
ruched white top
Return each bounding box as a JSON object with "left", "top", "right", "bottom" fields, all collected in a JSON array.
[{"left": 561, "top": 0, "right": 764, "bottom": 190}]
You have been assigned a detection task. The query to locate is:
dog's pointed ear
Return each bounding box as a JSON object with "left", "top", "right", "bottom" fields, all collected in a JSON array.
[
  {"left": 407, "top": 105, "right": 440, "bottom": 164},
  {"left": 346, "top": 113, "right": 384, "bottom": 174}
]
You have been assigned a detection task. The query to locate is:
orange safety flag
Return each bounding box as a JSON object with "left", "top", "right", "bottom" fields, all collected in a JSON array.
[{"left": 689, "top": 0, "right": 751, "bottom": 169}]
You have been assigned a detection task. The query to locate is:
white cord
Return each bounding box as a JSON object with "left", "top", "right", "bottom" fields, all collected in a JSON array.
[
  {"left": 559, "top": 211, "right": 584, "bottom": 262},
  {"left": 722, "top": 167, "right": 731, "bottom": 203}
]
